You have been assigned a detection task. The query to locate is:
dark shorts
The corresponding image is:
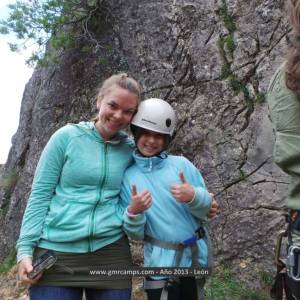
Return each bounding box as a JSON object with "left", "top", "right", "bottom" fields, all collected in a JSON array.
[
  {"left": 33, "top": 236, "right": 133, "bottom": 289},
  {"left": 145, "top": 277, "right": 201, "bottom": 300}
]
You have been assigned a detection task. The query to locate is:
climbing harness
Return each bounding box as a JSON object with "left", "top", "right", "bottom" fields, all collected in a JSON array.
[
  {"left": 143, "top": 220, "right": 212, "bottom": 300},
  {"left": 287, "top": 245, "right": 300, "bottom": 281},
  {"left": 271, "top": 211, "right": 300, "bottom": 300}
]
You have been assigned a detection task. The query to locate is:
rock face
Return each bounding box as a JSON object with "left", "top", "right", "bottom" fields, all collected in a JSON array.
[{"left": 0, "top": 0, "right": 292, "bottom": 286}]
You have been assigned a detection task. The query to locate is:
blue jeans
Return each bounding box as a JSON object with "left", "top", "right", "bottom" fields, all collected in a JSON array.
[{"left": 29, "top": 285, "right": 131, "bottom": 300}]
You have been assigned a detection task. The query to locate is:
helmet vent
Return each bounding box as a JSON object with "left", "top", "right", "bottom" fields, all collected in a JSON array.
[
  {"left": 141, "top": 118, "right": 156, "bottom": 125},
  {"left": 166, "top": 118, "right": 171, "bottom": 127}
]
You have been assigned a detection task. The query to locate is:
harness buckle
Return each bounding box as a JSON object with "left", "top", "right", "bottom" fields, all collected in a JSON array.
[
  {"left": 182, "top": 225, "right": 206, "bottom": 247},
  {"left": 182, "top": 235, "right": 197, "bottom": 247},
  {"left": 195, "top": 226, "right": 205, "bottom": 239},
  {"left": 286, "top": 245, "right": 300, "bottom": 281},
  {"left": 165, "top": 278, "right": 177, "bottom": 289}
]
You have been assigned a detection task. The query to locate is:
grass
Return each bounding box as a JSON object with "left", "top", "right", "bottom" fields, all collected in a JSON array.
[
  {"left": 204, "top": 267, "right": 270, "bottom": 300},
  {"left": 258, "top": 269, "right": 273, "bottom": 286},
  {"left": 224, "top": 35, "right": 236, "bottom": 58},
  {"left": 0, "top": 168, "right": 19, "bottom": 216},
  {"left": 0, "top": 168, "right": 18, "bottom": 192},
  {"left": 220, "top": 0, "right": 236, "bottom": 34},
  {"left": 0, "top": 249, "right": 16, "bottom": 274}
]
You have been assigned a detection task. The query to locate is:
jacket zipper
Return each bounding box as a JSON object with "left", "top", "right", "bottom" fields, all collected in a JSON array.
[{"left": 88, "top": 143, "right": 108, "bottom": 252}]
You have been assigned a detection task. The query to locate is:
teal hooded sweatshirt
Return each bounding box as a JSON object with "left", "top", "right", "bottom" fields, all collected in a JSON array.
[{"left": 17, "top": 122, "right": 134, "bottom": 262}]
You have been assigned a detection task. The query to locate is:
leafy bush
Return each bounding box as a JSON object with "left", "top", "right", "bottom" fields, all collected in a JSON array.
[{"left": 0, "top": 0, "right": 105, "bottom": 66}]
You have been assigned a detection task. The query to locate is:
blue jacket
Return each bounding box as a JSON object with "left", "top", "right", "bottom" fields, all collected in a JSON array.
[
  {"left": 17, "top": 122, "right": 134, "bottom": 261},
  {"left": 120, "top": 151, "right": 212, "bottom": 268}
]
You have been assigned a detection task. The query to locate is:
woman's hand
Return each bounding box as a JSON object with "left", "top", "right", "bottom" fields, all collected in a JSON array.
[
  {"left": 127, "top": 184, "right": 152, "bottom": 214},
  {"left": 18, "top": 257, "right": 42, "bottom": 284},
  {"left": 171, "top": 172, "right": 195, "bottom": 203}
]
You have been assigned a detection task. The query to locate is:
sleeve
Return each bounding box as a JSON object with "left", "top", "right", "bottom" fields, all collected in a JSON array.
[
  {"left": 267, "top": 67, "right": 300, "bottom": 171},
  {"left": 119, "top": 173, "right": 146, "bottom": 241},
  {"left": 181, "top": 157, "right": 212, "bottom": 219},
  {"left": 16, "top": 126, "right": 69, "bottom": 261},
  {"left": 267, "top": 66, "right": 300, "bottom": 209}
]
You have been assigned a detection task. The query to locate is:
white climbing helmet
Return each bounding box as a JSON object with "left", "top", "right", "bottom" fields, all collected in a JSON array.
[{"left": 131, "top": 98, "right": 176, "bottom": 136}]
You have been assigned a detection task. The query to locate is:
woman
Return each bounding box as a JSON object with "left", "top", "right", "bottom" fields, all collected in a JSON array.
[
  {"left": 267, "top": 1, "right": 300, "bottom": 298},
  {"left": 17, "top": 73, "right": 141, "bottom": 300},
  {"left": 120, "top": 98, "right": 213, "bottom": 300}
]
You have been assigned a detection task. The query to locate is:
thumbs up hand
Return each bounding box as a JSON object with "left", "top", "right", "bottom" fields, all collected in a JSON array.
[
  {"left": 170, "top": 172, "right": 195, "bottom": 203},
  {"left": 127, "top": 184, "right": 152, "bottom": 215}
]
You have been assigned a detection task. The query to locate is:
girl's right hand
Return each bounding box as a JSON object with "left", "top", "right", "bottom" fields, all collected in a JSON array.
[
  {"left": 127, "top": 184, "right": 152, "bottom": 215},
  {"left": 207, "top": 195, "right": 218, "bottom": 219},
  {"left": 18, "top": 257, "right": 42, "bottom": 284}
]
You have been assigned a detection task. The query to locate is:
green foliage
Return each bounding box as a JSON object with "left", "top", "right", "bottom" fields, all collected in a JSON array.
[
  {"left": 0, "top": 168, "right": 19, "bottom": 216},
  {"left": 220, "top": 0, "right": 236, "bottom": 34},
  {"left": 229, "top": 76, "right": 243, "bottom": 93},
  {"left": 0, "top": 0, "right": 104, "bottom": 66},
  {"left": 258, "top": 269, "right": 273, "bottom": 286},
  {"left": 239, "top": 169, "right": 246, "bottom": 180},
  {"left": 0, "top": 248, "right": 16, "bottom": 274},
  {"left": 217, "top": 37, "right": 232, "bottom": 80},
  {"left": 205, "top": 267, "right": 269, "bottom": 300},
  {"left": 80, "top": 45, "right": 92, "bottom": 53},
  {"left": 98, "top": 57, "right": 109, "bottom": 65},
  {"left": 217, "top": 0, "right": 260, "bottom": 129},
  {"left": 0, "top": 204, "right": 9, "bottom": 217},
  {"left": 224, "top": 35, "right": 236, "bottom": 57},
  {"left": 256, "top": 92, "right": 266, "bottom": 104},
  {"left": 0, "top": 168, "right": 18, "bottom": 194},
  {"left": 228, "top": 76, "right": 249, "bottom": 100},
  {"left": 217, "top": 0, "right": 237, "bottom": 79},
  {"left": 221, "top": 62, "right": 231, "bottom": 80}
]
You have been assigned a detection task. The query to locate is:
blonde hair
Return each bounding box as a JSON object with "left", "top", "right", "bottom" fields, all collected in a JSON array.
[
  {"left": 97, "top": 73, "right": 142, "bottom": 103},
  {"left": 91, "top": 73, "right": 142, "bottom": 122}
]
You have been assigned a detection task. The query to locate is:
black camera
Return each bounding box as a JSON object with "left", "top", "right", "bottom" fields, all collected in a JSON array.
[{"left": 28, "top": 250, "right": 57, "bottom": 279}]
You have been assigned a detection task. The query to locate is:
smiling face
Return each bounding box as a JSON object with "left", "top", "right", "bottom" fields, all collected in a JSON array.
[
  {"left": 95, "top": 85, "right": 138, "bottom": 140},
  {"left": 137, "top": 129, "right": 167, "bottom": 157}
]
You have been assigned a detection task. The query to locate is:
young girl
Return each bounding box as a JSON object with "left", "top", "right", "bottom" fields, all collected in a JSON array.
[{"left": 120, "top": 98, "right": 213, "bottom": 300}]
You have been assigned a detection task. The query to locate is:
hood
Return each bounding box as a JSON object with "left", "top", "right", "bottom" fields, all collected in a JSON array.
[{"left": 72, "top": 121, "right": 134, "bottom": 147}]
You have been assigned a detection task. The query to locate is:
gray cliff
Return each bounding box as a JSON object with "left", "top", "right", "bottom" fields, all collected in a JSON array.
[{"left": 0, "top": 0, "right": 291, "bottom": 286}]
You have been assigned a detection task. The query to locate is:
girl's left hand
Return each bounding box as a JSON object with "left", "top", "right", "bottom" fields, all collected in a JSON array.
[
  {"left": 170, "top": 172, "right": 195, "bottom": 203},
  {"left": 127, "top": 184, "right": 152, "bottom": 214}
]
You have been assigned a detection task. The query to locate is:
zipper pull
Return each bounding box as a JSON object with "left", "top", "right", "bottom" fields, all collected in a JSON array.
[{"left": 148, "top": 159, "right": 152, "bottom": 171}]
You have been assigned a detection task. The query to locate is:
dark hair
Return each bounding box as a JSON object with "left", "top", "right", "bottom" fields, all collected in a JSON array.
[
  {"left": 285, "top": 0, "right": 300, "bottom": 99},
  {"left": 130, "top": 125, "right": 171, "bottom": 153}
]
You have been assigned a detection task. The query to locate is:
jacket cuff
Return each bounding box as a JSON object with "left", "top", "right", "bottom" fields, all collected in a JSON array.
[
  {"left": 187, "top": 188, "right": 211, "bottom": 211},
  {"left": 17, "top": 246, "right": 34, "bottom": 263},
  {"left": 186, "top": 188, "right": 196, "bottom": 204},
  {"left": 124, "top": 208, "right": 146, "bottom": 223}
]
